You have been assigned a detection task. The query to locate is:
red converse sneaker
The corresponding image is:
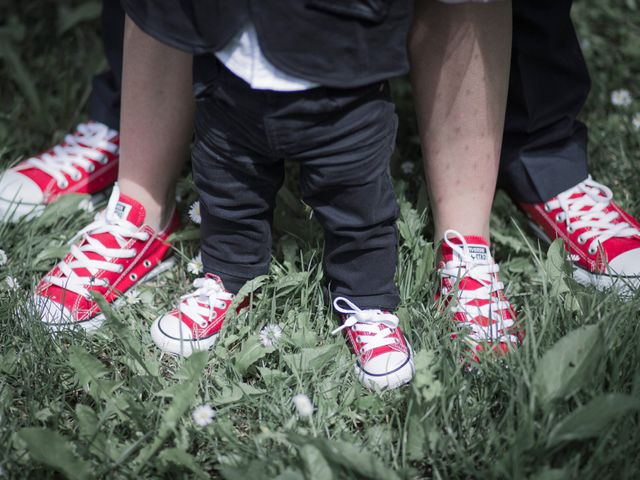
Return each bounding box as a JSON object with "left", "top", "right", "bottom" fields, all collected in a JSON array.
[
  {"left": 437, "top": 230, "right": 522, "bottom": 359},
  {"left": 521, "top": 176, "right": 640, "bottom": 294},
  {"left": 0, "top": 121, "right": 118, "bottom": 221},
  {"left": 150, "top": 274, "right": 235, "bottom": 357},
  {"left": 332, "top": 297, "right": 414, "bottom": 390},
  {"left": 35, "top": 185, "right": 179, "bottom": 331}
]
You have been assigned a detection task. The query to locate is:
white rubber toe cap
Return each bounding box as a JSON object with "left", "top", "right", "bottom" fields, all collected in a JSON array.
[
  {"left": 0, "top": 170, "right": 44, "bottom": 204},
  {"left": 151, "top": 313, "right": 218, "bottom": 357},
  {"left": 608, "top": 248, "right": 640, "bottom": 277},
  {"left": 357, "top": 350, "right": 415, "bottom": 390},
  {"left": 0, "top": 171, "right": 45, "bottom": 221},
  {"left": 35, "top": 296, "right": 74, "bottom": 330}
]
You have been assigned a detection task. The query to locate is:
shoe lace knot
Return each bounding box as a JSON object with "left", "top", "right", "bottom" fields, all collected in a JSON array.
[
  {"left": 24, "top": 122, "right": 117, "bottom": 188},
  {"left": 180, "top": 276, "right": 234, "bottom": 328},
  {"left": 546, "top": 176, "right": 640, "bottom": 255},
  {"left": 331, "top": 297, "right": 400, "bottom": 352}
]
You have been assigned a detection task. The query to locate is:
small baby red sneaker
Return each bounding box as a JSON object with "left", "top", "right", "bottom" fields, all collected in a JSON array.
[{"left": 332, "top": 297, "right": 414, "bottom": 389}]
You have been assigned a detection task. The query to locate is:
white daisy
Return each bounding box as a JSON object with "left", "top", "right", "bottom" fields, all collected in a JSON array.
[
  {"left": 400, "top": 161, "right": 415, "bottom": 175},
  {"left": 124, "top": 290, "right": 141, "bottom": 305},
  {"left": 292, "top": 393, "right": 314, "bottom": 417},
  {"left": 187, "top": 253, "right": 203, "bottom": 275},
  {"left": 0, "top": 249, "right": 7, "bottom": 266},
  {"left": 5, "top": 276, "right": 19, "bottom": 290},
  {"left": 611, "top": 89, "right": 633, "bottom": 107},
  {"left": 259, "top": 324, "right": 283, "bottom": 347},
  {"left": 78, "top": 198, "right": 95, "bottom": 213},
  {"left": 189, "top": 201, "right": 202, "bottom": 224},
  {"left": 192, "top": 404, "right": 216, "bottom": 426},
  {"left": 632, "top": 112, "right": 640, "bottom": 130}
]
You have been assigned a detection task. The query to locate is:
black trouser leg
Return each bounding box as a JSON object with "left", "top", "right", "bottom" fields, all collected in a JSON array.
[
  {"left": 89, "top": 0, "right": 125, "bottom": 130},
  {"left": 500, "top": 0, "right": 590, "bottom": 203}
]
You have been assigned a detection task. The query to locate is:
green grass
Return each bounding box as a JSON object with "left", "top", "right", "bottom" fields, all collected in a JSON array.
[{"left": 1, "top": 1, "right": 640, "bottom": 478}]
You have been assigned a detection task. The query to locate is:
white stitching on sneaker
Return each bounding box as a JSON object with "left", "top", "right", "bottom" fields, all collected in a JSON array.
[
  {"left": 545, "top": 176, "right": 640, "bottom": 255},
  {"left": 331, "top": 297, "right": 400, "bottom": 352},
  {"left": 43, "top": 186, "right": 148, "bottom": 298},
  {"left": 22, "top": 122, "right": 118, "bottom": 188},
  {"left": 178, "top": 277, "right": 234, "bottom": 328},
  {"left": 439, "top": 230, "right": 517, "bottom": 343}
]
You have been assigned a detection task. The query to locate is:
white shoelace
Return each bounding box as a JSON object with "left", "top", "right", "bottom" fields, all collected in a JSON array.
[
  {"left": 43, "top": 187, "right": 148, "bottom": 299},
  {"left": 178, "top": 277, "right": 234, "bottom": 328},
  {"left": 331, "top": 297, "right": 400, "bottom": 352},
  {"left": 545, "top": 176, "right": 640, "bottom": 255},
  {"left": 440, "top": 230, "right": 516, "bottom": 343},
  {"left": 23, "top": 122, "right": 118, "bottom": 188}
]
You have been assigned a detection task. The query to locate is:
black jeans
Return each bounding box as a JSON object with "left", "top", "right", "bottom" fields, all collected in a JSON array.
[
  {"left": 89, "top": 0, "right": 125, "bottom": 130},
  {"left": 192, "top": 60, "right": 400, "bottom": 311},
  {"left": 500, "top": 0, "right": 591, "bottom": 203}
]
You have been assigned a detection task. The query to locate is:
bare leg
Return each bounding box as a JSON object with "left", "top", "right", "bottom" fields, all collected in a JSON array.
[
  {"left": 118, "top": 15, "right": 194, "bottom": 230},
  {"left": 409, "top": 0, "right": 512, "bottom": 241}
]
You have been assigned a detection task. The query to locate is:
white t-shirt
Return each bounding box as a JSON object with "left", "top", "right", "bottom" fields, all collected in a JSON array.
[{"left": 215, "top": 23, "right": 318, "bottom": 92}]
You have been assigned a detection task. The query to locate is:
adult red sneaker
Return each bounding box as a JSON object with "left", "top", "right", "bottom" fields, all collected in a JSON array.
[
  {"left": 520, "top": 176, "right": 640, "bottom": 294},
  {"left": 0, "top": 121, "right": 118, "bottom": 221},
  {"left": 437, "top": 230, "right": 522, "bottom": 359},
  {"left": 332, "top": 297, "right": 414, "bottom": 390},
  {"left": 150, "top": 274, "right": 236, "bottom": 357},
  {"left": 35, "top": 185, "right": 179, "bottom": 332}
]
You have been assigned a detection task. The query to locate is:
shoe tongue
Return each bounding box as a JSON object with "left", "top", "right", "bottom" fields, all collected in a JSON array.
[
  {"left": 443, "top": 235, "right": 493, "bottom": 265},
  {"left": 108, "top": 193, "right": 146, "bottom": 227}
]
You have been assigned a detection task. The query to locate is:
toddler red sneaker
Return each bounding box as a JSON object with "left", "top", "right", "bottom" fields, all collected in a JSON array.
[
  {"left": 150, "top": 274, "right": 236, "bottom": 357},
  {"left": 0, "top": 122, "right": 118, "bottom": 221},
  {"left": 35, "top": 185, "right": 179, "bottom": 331},
  {"left": 437, "top": 230, "right": 522, "bottom": 359},
  {"left": 520, "top": 176, "right": 640, "bottom": 294},
  {"left": 332, "top": 297, "right": 414, "bottom": 390}
]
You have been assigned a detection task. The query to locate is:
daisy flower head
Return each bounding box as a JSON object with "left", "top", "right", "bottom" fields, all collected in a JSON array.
[
  {"left": 0, "top": 249, "right": 6, "bottom": 266},
  {"left": 400, "top": 161, "right": 415, "bottom": 175},
  {"left": 78, "top": 197, "right": 95, "bottom": 213},
  {"left": 611, "top": 89, "right": 633, "bottom": 107},
  {"left": 259, "top": 324, "right": 283, "bottom": 347},
  {"left": 4, "top": 276, "right": 19, "bottom": 290},
  {"left": 189, "top": 201, "right": 202, "bottom": 224},
  {"left": 192, "top": 404, "right": 217, "bottom": 427},
  {"left": 124, "top": 290, "right": 141, "bottom": 305},
  {"left": 187, "top": 253, "right": 204, "bottom": 275},
  {"left": 292, "top": 393, "right": 314, "bottom": 418},
  {"left": 632, "top": 112, "right": 640, "bottom": 131}
]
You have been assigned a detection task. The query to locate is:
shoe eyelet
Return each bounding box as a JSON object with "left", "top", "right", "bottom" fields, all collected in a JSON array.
[
  {"left": 86, "top": 164, "right": 95, "bottom": 173},
  {"left": 71, "top": 172, "right": 82, "bottom": 181},
  {"left": 567, "top": 225, "right": 575, "bottom": 234},
  {"left": 544, "top": 203, "right": 551, "bottom": 212},
  {"left": 129, "top": 273, "right": 138, "bottom": 281},
  {"left": 99, "top": 156, "right": 109, "bottom": 165},
  {"left": 577, "top": 235, "right": 585, "bottom": 244},
  {"left": 555, "top": 213, "right": 563, "bottom": 223},
  {"left": 117, "top": 265, "right": 124, "bottom": 273},
  {"left": 588, "top": 246, "right": 597, "bottom": 255},
  {"left": 58, "top": 179, "right": 68, "bottom": 189},
  {"left": 356, "top": 336, "right": 362, "bottom": 343},
  {"left": 143, "top": 260, "right": 152, "bottom": 268}
]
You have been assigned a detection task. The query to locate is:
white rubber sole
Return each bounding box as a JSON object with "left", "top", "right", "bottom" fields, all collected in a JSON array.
[
  {"left": 355, "top": 347, "right": 415, "bottom": 390},
  {"left": 0, "top": 190, "right": 110, "bottom": 223},
  {"left": 150, "top": 317, "right": 219, "bottom": 358},
  {"left": 528, "top": 220, "right": 639, "bottom": 296},
  {"left": 40, "top": 256, "right": 176, "bottom": 333}
]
